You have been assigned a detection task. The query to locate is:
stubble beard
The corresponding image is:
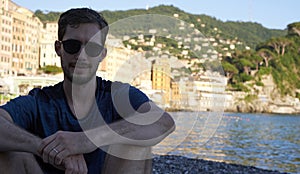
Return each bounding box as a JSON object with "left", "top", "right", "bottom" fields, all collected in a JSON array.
[{"left": 63, "top": 65, "right": 97, "bottom": 85}]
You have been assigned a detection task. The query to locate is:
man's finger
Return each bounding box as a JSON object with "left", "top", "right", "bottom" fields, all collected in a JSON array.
[
  {"left": 78, "top": 156, "right": 88, "bottom": 174},
  {"left": 54, "top": 148, "right": 69, "bottom": 165},
  {"left": 38, "top": 134, "right": 57, "bottom": 154}
]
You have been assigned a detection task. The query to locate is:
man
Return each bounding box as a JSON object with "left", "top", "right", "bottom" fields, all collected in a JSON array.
[{"left": 0, "top": 8, "right": 175, "bottom": 173}]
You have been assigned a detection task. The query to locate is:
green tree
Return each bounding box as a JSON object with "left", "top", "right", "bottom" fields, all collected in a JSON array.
[
  {"left": 266, "top": 37, "right": 292, "bottom": 56},
  {"left": 238, "top": 58, "right": 253, "bottom": 75},
  {"left": 287, "top": 22, "right": 300, "bottom": 36},
  {"left": 222, "top": 61, "right": 238, "bottom": 83},
  {"left": 40, "top": 65, "right": 62, "bottom": 74},
  {"left": 249, "top": 53, "right": 263, "bottom": 71},
  {"left": 257, "top": 48, "right": 275, "bottom": 67}
]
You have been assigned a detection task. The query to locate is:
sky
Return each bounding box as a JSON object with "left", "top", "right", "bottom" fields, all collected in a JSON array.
[{"left": 11, "top": 0, "right": 299, "bottom": 30}]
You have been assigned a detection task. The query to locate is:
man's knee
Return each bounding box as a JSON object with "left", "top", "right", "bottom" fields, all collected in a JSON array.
[
  {"left": 0, "top": 152, "right": 43, "bottom": 174},
  {"left": 107, "top": 144, "right": 152, "bottom": 160},
  {"left": 102, "top": 145, "right": 152, "bottom": 174}
]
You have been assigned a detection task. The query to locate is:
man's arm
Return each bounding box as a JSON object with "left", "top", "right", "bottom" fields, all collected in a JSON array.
[
  {"left": 39, "top": 102, "right": 175, "bottom": 164},
  {"left": 0, "top": 108, "right": 41, "bottom": 155},
  {"left": 0, "top": 108, "right": 88, "bottom": 173},
  {"left": 89, "top": 111, "right": 175, "bottom": 147}
]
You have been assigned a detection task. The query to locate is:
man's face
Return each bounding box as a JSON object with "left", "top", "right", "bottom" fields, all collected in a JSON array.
[{"left": 56, "top": 23, "right": 105, "bottom": 84}]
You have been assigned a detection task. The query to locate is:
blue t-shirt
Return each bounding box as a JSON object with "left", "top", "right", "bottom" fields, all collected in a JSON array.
[{"left": 0, "top": 77, "right": 149, "bottom": 173}]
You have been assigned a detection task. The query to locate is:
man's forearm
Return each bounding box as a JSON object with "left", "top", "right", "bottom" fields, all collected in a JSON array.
[
  {"left": 85, "top": 112, "right": 175, "bottom": 148},
  {"left": 0, "top": 110, "right": 41, "bottom": 155}
]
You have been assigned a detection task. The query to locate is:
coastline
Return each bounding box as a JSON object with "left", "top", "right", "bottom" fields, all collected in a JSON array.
[
  {"left": 152, "top": 155, "right": 288, "bottom": 174},
  {"left": 165, "top": 107, "right": 300, "bottom": 115}
]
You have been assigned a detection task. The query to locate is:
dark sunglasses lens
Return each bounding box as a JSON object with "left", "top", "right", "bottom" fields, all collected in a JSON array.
[
  {"left": 85, "top": 42, "right": 103, "bottom": 57},
  {"left": 62, "top": 40, "right": 81, "bottom": 54}
]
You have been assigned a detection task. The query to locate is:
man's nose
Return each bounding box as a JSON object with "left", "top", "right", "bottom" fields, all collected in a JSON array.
[{"left": 77, "top": 46, "right": 89, "bottom": 60}]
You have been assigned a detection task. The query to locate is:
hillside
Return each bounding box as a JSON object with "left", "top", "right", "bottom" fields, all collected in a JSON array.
[
  {"left": 35, "top": 5, "right": 285, "bottom": 49},
  {"left": 102, "top": 5, "right": 285, "bottom": 49}
]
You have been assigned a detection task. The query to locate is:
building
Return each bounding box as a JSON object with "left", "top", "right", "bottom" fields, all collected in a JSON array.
[
  {"left": 151, "top": 54, "right": 172, "bottom": 107},
  {"left": 2, "top": 74, "right": 63, "bottom": 95},
  {"left": 0, "top": 0, "right": 43, "bottom": 76},
  {"left": 193, "top": 72, "right": 230, "bottom": 111},
  {"left": 170, "top": 80, "right": 181, "bottom": 109},
  {"left": 0, "top": 1, "right": 12, "bottom": 76},
  {"left": 99, "top": 37, "right": 150, "bottom": 84},
  {"left": 0, "top": 0, "right": 13, "bottom": 76},
  {"left": 39, "top": 22, "right": 60, "bottom": 67}
]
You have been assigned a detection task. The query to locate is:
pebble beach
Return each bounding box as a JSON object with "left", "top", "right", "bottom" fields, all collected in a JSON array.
[{"left": 152, "top": 155, "right": 288, "bottom": 174}]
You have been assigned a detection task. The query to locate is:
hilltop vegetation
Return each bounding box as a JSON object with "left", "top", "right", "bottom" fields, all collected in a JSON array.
[
  {"left": 102, "top": 5, "right": 285, "bottom": 49},
  {"left": 34, "top": 5, "right": 285, "bottom": 49},
  {"left": 223, "top": 22, "right": 300, "bottom": 97}
]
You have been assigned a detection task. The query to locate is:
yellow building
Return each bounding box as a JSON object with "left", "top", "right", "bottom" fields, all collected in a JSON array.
[
  {"left": 170, "top": 80, "right": 181, "bottom": 109},
  {"left": 151, "top": 55, "right": 171, "bottom": 107},
  {"left": 0, "top": 2, "right": 12, "bottom": 76},
  {"left": 0, "top": 0, "right": 43, "bottom": 76}
]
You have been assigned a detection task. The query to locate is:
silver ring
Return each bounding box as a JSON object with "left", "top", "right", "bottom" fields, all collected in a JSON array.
[{"left": 52, "top": 148, "right": 59, "bottom": 153}]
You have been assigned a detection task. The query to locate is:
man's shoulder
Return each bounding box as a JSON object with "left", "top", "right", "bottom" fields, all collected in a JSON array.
[
  {"left": 28, "top": 81, "right": 63, "bottom": 99},
  {"left": 96, "top": 76, "right": 112, "bottom": 92},
  {"left": 97, "top": 77, "right": 132, "bottom": 92},
  {"left": 96, "top": 76, "right": 145, "bottom": 95}
]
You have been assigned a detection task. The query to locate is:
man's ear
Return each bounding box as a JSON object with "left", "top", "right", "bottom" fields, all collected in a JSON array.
[
  {"left": 55, "top": 40, "right": 62, "bottom": 57},
  {"left": 99, "top": 47, "right": 107, "bottom": 62}
]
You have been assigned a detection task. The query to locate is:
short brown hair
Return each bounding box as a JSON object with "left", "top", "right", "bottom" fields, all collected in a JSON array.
[{"left": 58, "top": 8, "right": 109, "bottom": 44}]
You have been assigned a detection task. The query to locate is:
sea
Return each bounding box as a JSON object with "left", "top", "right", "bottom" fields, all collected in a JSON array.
[{"left": 153, "top": 112, "right": 300, "bottom": 174}]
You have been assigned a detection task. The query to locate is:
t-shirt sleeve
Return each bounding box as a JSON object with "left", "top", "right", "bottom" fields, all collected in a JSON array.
[
  {"left": 0, "top": 95, "right": 37, "bottom": 131},
  {"left": 129, "top": 86, "right": 150, "bottom": 110},
  {"left": 111, "top": 82, "right": 149, "bottom": 120}
]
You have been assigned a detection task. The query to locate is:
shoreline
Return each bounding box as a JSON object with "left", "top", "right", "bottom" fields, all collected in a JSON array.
[
  {"left": 165, "top": 108, "right": 300, "bottom": 115},
  {"left": 152, "top": 155, "right": 289, "bottom": 174}
]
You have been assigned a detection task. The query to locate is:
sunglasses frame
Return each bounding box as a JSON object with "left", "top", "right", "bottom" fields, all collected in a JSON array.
[{"left": 60, "top": 39, "right": 104, "bottom": 57}]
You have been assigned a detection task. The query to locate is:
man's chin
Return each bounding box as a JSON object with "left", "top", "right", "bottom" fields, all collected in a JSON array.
[
  {"left": 66, "top": 74, "right": 93, "bottom": 85},
  {"left": 73, "top": 67, "right": 90, "bottom": 74},
  {"left": 64, "top": 68, "right": 97, "bottom": 85},
  {"left": 73, "top": 77, "right": 92, "bottom": 85}
]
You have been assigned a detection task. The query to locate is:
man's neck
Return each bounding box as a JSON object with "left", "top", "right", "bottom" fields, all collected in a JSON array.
[{"left": 63, "top": 77, "right": 97, "bottom": 119}]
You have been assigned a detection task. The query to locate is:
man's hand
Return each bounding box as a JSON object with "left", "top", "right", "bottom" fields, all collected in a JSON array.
[
  {"left": 38, "top": 131, "right": 96, "bottom": 165},
  {"left": 63, "top": 154, "right": 88, "bottom": 174}
]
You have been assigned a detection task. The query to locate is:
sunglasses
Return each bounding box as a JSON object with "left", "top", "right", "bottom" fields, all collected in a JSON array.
[{"left": 60, "top": 39, "right": 104, "bottom": 57}]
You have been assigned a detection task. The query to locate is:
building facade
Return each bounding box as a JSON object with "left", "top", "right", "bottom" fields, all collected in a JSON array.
[
  {"left": 0, "top": 0, "right": 43, "bottom": 76},
  {"left": 0, "top": 0, "right": 12, "bottom": 76},
  {"left": 39, "top": 22, "right": 60, "bottom": 67}
]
